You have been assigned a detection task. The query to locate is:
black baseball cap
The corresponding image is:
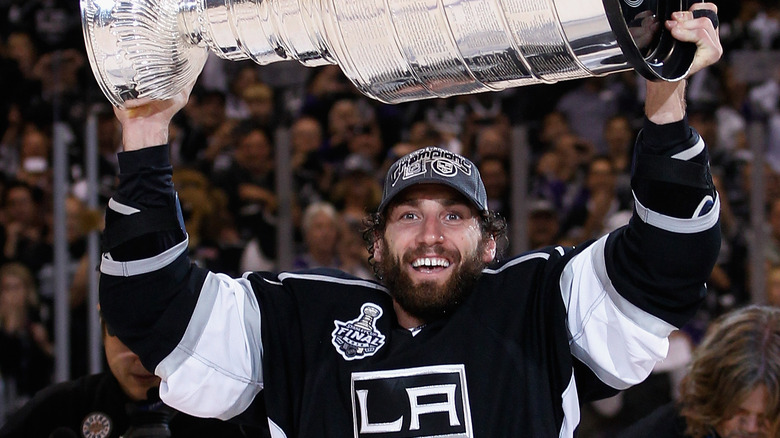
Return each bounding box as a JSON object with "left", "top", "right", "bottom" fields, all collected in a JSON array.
[{"left": 378, "top": 146, "right": 488, "bottom": 213}]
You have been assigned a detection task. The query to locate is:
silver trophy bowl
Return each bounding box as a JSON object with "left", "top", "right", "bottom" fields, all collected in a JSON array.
[{"left": 81, "top": 0, "right": 697, "bottom": 107}]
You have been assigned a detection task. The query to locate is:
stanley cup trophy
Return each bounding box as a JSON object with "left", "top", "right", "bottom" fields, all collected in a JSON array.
[{"left": 81, "top": 0, "right": 699, "bottom": 107}]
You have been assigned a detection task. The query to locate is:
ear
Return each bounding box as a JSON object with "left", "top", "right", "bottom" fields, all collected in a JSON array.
[
  {"left": 482, "top": 236, "right": 497, "bottom": 263},
  {"left": 372, "top": 235, "right": 384, "bottom": 263}
]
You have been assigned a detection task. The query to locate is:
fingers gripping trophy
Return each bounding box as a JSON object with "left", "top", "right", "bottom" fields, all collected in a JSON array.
[{"left": 81, "top": 0, "right": 715, "bottom": 107}]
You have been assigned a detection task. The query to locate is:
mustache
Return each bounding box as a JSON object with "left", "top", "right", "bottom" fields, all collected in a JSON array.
[{"left": 402, "top": 244, "right": 460, "bottom": 264}]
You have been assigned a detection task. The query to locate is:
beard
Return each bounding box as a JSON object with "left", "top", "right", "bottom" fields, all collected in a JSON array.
[{"left": 378, "top": 240, "right": 488, "bottom": 323}]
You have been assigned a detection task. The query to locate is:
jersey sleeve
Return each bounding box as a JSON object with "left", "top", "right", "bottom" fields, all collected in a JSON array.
[
  {"left": 561, "top": 117, "right": 720, "bottom": 392},
  {"left": 99, "top": 145, "right": 264, "bottom": 421}
]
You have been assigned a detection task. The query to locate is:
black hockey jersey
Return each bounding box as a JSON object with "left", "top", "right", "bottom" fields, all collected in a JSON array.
[
  {"left": 0, "top": 372, "right": 260, "bottom": 437},
  {"left": 98, "top": 118, "right": 720, "bottom": 437}
]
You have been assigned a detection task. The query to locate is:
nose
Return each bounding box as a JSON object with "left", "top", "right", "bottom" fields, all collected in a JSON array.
[{"left": 418, "top": 215, "right": 445, "bottom": 246}]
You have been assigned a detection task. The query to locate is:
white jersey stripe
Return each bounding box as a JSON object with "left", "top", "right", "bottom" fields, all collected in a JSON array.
[
  {"left": 156, "top": 273, "right": 264, "bottom": 420},
  {"left": 671, "top": 136, "right": 705, "bottom": 161},
  {"left": 561, "top": 235, "right": 670, "bottom": 390},
  {"left": 633, "top": 192, "right": 720, "bottom": 233},
  {"left": 277, "top": 272, "right": 389, "bottom": 292},
  {"left": 482, "top": 252, "right": 550, "bottom": 274},
  {"left": 100, "top": 238, "right": 188, "bottom": 277},
  {"left": 108, "top": 197, "right": 140, "bottom": 215},
  {"left": 559, "top": 372, "right": 580, "bottom": 438}
]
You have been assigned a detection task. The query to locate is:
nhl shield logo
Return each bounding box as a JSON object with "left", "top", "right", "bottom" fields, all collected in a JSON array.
[{"left": 332, "top": 303, "right": 386, "bottom": 361}]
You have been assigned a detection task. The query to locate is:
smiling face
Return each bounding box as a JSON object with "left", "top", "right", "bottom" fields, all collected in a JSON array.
[{"left": 374, "top": 184, "right": 496, "bottom": 327}]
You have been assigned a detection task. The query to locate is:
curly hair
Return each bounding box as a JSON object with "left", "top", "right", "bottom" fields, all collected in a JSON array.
[
  {"left": 362, "top": 208, "right": 508, "bottom": 279},
  {"left": 678, "top": 305, "right": 780, "bottom": 438}
]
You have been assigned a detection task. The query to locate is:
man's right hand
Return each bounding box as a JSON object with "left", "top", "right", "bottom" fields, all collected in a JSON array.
[{"left": 114, "top": 81, "right": 195, "bottom": 151}]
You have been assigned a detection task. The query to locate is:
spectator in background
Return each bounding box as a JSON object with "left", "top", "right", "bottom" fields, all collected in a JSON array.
[
  {"left": 460, "top": 93, "right": 510, "bottom": 158},
  {"left": 290, "top": 116, "right": 329, "bottom": 209},
  {"left": 225, "top": 63, "right": 260, "bottom": 120},
  {"left": 532, "top": 110, "right": 571, "bottom": 156},
  {"left": 767, "top": 264, "right": 780, "bottom": 306},
  {"left": 602, "top": 114, "right": 635, "bottom": 188},
  {"left": 16, "top": 123, "right": 51, "bottom": 194},
  {"left": 241, "top": 82, "right": 276, "bottom": 130},
  {"left": 704, "top": 174, "right": 749, "bottom": 319},
  {"left": 212, "top": 122, "right": 277, "bottom": 261},
  {"left": 531, "top": 133, "right": 592, "bottom": 229},
  {"left": 331, "top": 163, "right": 382, "bottom": 224},
  {"left": 323, "top": 98, "right": 362, "bottom": 164},
  {"left": 766, "top": 197, "right": 780, "bottom": 267},
  {"left": 0, "top": 262, "right": 53, "bottom": 418},
  {"left": 478, "top": 156, "right": 511, "bottom": 222},
  {"left": 172, "top": 87, "right": 232, "bottom": 168},
  {"left": 30, "top": 48, "right": 86, "bottom": 105},
  {"left": 70, "top": 104, "right": 121, "bottom": 205},
  {"left": 1, "top": 181, "right": 47, "bottom": 272},
  {"left": 555, "top": 77, "right": 620, "bottom": 152},
  {"left": 714, "top": 66, "right": 748, "bottom": 155},
  {"left": 0, "top": 313, "right": 264, "bottom": 437},
  {"left": 174, "top": 168, "right": 243, "bottom": 276},
  {"left": 338, "top": 218, "right": 373, "bottom": 280},
  {"left": 36, "top": 195, "right": 90, "bottom": 378},
  {"left": 720, "top": 0, "right": 765, "bottom": 51},
  {"left": 293, "top": 201, "right": 341, "bottom": 270},
  {"left": 342, "top": 122, "right": 384, "bottom": 175},
  {"left": 4, "top": 30, "right": 39, "bottom": 85},
  {"left": 618, "top": 305, "right": 780, "bottom": 438},
  {"left": 562, "top": 155, "right": 633, "bottom": 244},
  {"left": 300, "top": 65, "right": 358, "bottom": 126},
  {"left": 525, "top": 198, "right": 560, "bottom": 250},
  {"left": 472, "top": 125, "right": 509, "bottom": 164},
  {"left": 0, "top": 103, "right": 23, "bottom": 180}
]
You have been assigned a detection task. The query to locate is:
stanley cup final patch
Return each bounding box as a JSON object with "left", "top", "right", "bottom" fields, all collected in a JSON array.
[{"left": 332, "top": 303, "right": 386, "bottom": 361}]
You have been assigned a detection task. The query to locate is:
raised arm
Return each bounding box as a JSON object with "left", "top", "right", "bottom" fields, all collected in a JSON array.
[
  {"left": 99, "top": 81, "right": 264, "bottom": 422},
  {"left": 563, "top": 2, "right": 723, "bottom": 397}
]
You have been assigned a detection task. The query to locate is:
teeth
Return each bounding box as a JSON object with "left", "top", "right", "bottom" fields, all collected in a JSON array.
[{"left": 412, "top": 258, "right": 450, "bottom": 268}]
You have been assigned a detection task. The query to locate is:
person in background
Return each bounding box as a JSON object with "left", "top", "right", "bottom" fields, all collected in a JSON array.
[
  {"left": 526, "top": 198, "right": 561, "bottom": 250},
  {"left": 1, "top": 181, "right": 47, "bottom": 270},
  {"left": 292, "top": 201, "right": 341, "bottom": 270},
  {"left": 617, "top": 305, "right": 780, "bottom": 438},
  {"left": 0, "top": 262, "right": 53, "bottom": 421},
  {"left": 0, "top": 312, "right": 266, "bottom": 437}
]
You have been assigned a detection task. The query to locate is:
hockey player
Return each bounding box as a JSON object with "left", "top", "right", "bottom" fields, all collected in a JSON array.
[{"left": 98, "top": 4, "right": 723, "bottom": 437}]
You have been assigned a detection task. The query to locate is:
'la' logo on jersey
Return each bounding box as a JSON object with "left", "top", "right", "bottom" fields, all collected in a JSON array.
[
  {"left": 351, "top": 365, "right": 474, "bottom": 437},
  {"left": 332, "top": 303, "right": 386, "bottom": 361}
]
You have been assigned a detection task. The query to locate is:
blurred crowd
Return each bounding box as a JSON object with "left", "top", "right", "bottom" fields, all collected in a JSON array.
[{"left": 1, "top": 0, "right": 780, "bottom": 434}]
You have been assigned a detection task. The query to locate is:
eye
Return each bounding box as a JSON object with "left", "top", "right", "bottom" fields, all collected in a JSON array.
[
  {"left": 398, "top": 211, "right": 418, "bottom": 221},
  {"left": 444, "top": 212, "right": 462, "bottom": 221}
]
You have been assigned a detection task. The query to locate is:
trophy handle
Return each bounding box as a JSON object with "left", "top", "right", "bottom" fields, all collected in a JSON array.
[{"left": 604, "top": 0, "right": 714, "bottom": 82}]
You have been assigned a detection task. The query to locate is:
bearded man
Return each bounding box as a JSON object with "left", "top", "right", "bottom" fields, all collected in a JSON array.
[{"left": 98, "top": 4, "right": 723, "bottom": 437}]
